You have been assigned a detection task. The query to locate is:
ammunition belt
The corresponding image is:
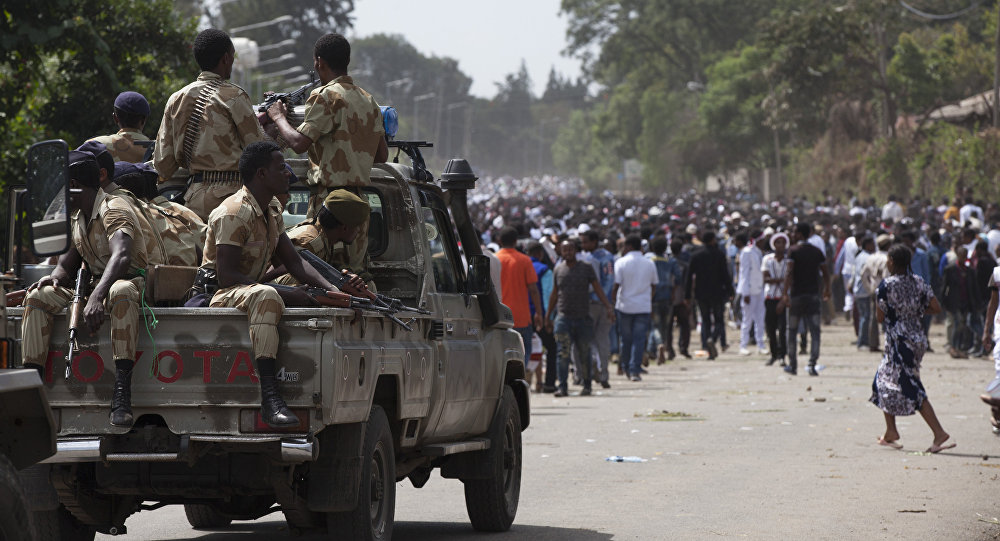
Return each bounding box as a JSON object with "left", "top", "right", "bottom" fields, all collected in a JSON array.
[{"left": 189, "top": 171, "right": 242, "bottom": 183}]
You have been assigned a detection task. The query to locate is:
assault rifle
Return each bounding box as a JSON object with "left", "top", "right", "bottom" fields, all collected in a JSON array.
[
  {"left": 298, "top": 250, "right": 430, "bottom": 316},
  {"left": 256, "top": 72, "right": 320, "bottom": 125},
  {"left": 267, "top": 283, "right": 416, "bottom": 331},
  {"left": 66, "top": 264, "right": 90, "bottom": 379}
]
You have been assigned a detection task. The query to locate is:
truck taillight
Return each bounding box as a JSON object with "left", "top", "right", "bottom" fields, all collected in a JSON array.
[
  {"left": 239, "top": 409, "right": 310, "bottom": 433},
  {"left": 0, "top": 339, "right": 9, "bottom": 369}
]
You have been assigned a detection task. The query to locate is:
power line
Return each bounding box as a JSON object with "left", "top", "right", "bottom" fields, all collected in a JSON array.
[{"left": 898, "top": 0, "right": 984, "bottom": 21}]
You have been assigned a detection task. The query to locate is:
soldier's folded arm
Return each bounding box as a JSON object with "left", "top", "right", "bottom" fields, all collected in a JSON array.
[
  {"left": 84, "top": 230, "right": 133, "bottom": 333},
  {"left": 214, "top": 244, "right": 257, "bottom": 289}
]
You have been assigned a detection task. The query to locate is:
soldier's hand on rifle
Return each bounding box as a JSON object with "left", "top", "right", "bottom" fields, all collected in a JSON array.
[
  {"left": 27, "top": 275, "right": 58, "bottom": 293},
  {"left": 84, "top": 295, "right": 106, "bottom": 334},
  {"left": 267, "top": 100, "right": 288, "bottom": 122},
  {"left": 340, "top": 270, "right": 367, "bottom": 296}
]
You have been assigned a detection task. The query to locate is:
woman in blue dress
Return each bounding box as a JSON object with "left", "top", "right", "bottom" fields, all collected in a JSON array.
[{"left": 871, "top": 244, "right": 955, "bottom": 453}]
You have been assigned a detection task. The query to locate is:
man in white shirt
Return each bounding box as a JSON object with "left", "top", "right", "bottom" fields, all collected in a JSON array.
[
  {"left": 881, "top": 195, "right": 904, "bottom": 222},
  {"left": 736, "top": 231, "right": 766, "bottom": 356},
  {"left": 610, "top": 235, "right": 658, "bottom": 381},
  {"left": 960, "top": 197, "right": 984, "bottom": 229}
]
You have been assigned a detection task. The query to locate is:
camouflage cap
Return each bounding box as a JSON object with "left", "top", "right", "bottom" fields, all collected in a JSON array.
[
  {"left": 114, "top": 91, "right": 150, "bottom": 116},
  {"left": 323, "top": 189, "right": 369, "bottom": 227},
  {"left": 76, "top": 140, "right": 114, "bottom": 175}
]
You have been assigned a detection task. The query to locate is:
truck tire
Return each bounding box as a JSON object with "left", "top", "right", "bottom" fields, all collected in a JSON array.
[
  {"left": 0, "top": 454, "right": 33, "bottom": 541},
  {"left": 326, "top": 406, "right": 395, "bottom": 541},
  {"left": 463, "top": 385, "right": 522, "bottom": 532},
  {"left": 183, "top": 503, "right": 233, "bottom": 529},
  {"left": 32, "top": 506, "right": 95, "bottom": 541}
]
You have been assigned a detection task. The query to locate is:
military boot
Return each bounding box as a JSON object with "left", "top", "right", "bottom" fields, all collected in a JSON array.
[
  {"left": 109, "top": 359, "right": 134, "bottom": 427},
  {"left": 256, "top": 358, "right": 299, "bottom": 427}
]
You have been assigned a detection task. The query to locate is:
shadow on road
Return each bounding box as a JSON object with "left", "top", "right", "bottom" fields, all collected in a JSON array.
[
  {"left": 394, "top": 521, "right": 614, "bottom": 540},
  {"left": 143, "top": 520, "right": 612, "bottom": 541}
]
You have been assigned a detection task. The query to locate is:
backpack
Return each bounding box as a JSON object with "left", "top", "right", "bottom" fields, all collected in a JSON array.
[{"left": 653, "top": 257, "right": 675, "bottom": 302}]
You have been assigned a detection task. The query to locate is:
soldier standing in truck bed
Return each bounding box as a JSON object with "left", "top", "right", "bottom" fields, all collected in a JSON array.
[
  {"left": 154, "top": 28, "right": 267, "bottom": 221},
  {"left": 87, "top": 91, "right": 152, "bottom": 163},
  {"left": 265, "top": 32, "right": 388, "bottom": 281}
]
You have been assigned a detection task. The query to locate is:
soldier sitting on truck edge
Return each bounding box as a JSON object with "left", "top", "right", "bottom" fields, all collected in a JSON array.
[
  {"left": 199, "top": 141, "right": 361, "bottom": 427},
  {"left": 265, "top": 32, "right": 388, "bottom": 284},
  {"left": 86, "top": 91, "right": 152, "bottom": 163},
  {"left": 21, "top": 150, "right": 167, "bottom": 428},
  {"left": 265, "top": 189, "right": 371, "bottom": 287},
  {"left": 154, "top": 28, "right": 268, "bottom": 221}
]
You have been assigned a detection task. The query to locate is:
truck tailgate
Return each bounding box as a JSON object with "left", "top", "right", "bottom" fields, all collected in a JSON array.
[{"left": 8, "top": 307, "right": 334, "bottom": 435}]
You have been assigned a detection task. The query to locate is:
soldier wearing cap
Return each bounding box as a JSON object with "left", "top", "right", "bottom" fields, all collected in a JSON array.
[
  {"left": 154, "top": 28, "right": 268, "bottom": 221},
  {"left": 113, "top": 161, "right": 207, "bottom": 267},
  {"left": 88, "top": 91, "right": 152, "bottom": 163},
  {"left": 198, "top": 141, "right": 365, "bottom": 427},
  {"left": 76, "top": 140, "right": 116, "bottom": 188},
  {"left": 21, "top": 149, "right": 167, "bottom": 428},
  {"left": 271, "top": 188, "right": 371, "bottom": 286},
  {"left": 265, "top": 32, "right": 388, "bottom": 280}
]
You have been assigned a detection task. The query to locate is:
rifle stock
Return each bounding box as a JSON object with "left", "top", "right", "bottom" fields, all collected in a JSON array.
[
  {"left": 5, "top": 289, "right": 25, "bottom": 307},
  {"left": 66, "top": 264, "right": 90, "bottom": 378}
]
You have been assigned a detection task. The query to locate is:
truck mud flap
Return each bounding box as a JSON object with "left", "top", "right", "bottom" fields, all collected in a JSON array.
[{"left": 307, "top": 423, "right": 365, "bottom": 512}]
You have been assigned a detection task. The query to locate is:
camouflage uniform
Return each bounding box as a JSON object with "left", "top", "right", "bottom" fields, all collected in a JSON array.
[
  {"left": 273, "top": 220, "right": 341, "bottom": 283},
  {"left": 297, "top": 75, "right": 383, "bottom": 274},
  {"left": 87, "top": 129, "right": 151, "bottom": 163},
  {"left": 102, "top": 184, "right": 206, "bottom": 267},
  {"left": 21, "top": 190, "right": 164, "bottom": 365},
  {"left": 201, "top": 187, "right": 284, "bottom": 359},
  {"left": 147, "top": 196, "right": 207, "bottom": 267},
  {"left": 153, "top": 71, "right": 267, "bottom": 221}
]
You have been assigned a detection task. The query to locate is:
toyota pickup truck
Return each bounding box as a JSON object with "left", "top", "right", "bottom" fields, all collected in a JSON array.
[{"left": 2, "top": 139, "right": 528, "bottom": 541}]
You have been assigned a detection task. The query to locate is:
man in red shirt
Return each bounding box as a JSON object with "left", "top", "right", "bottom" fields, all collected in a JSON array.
[{"left": 496, "top": 227, "right": 544, "bottom": 363}]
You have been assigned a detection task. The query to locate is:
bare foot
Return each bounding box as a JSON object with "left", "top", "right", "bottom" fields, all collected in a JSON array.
[
  {"left": 878, "top": 437, "right": 902, "bottom": 449},
  {"left": 926, "top": 434, "right": 956, "bottom": 454}
]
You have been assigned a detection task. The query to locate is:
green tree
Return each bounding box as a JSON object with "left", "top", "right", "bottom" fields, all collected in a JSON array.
[{"left": 0, "top": 0, "right": 197, "bottom": 197}]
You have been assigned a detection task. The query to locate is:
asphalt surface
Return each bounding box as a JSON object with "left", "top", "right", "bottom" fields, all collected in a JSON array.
[{"left": 97, "top": 321, "right": 1000, "bottom": 540}]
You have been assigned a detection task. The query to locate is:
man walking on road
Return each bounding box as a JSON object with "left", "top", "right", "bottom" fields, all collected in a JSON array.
[
  {"left": 736, "top": 230, "right": 767, "bottom": 356},
  {"left": 611, "top": 235, "right": 658, "bottom": 381},
  {"left": 686, "top": 231, "right": 734, "bottom": 360},
  {"left": 495, "top": 227, "right": 544, "bottom": 370},
  {"left": 546, "top": 240, "right": 615, "bottom": 397},
  {"left": 583, "top": 230, "right": 616, "bottom": 388},
  {"left": 782, "top": 222, "right": 832, "bottom": 376}
]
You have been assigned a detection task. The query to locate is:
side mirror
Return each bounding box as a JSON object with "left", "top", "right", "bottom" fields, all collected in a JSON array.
[
  {"left": 26, "top": 140, "right": 71, "bottom": 257},
  {"left": 466, "top": 255, "right": 492, "bottom": 296}
]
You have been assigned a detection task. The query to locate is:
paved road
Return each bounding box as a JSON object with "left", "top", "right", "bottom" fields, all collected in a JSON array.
[{"left": 98, "top": 322, "right": 1000, "bottom": 540}]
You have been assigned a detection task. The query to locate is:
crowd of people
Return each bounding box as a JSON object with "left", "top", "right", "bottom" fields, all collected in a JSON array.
[{"left": 475, "top": 175, "right": 1000, "bottom": 449}]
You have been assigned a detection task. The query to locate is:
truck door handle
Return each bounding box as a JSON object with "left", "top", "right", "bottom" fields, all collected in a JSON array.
[{"left": 282, "top": 318, "right": 333, "bottom": 331}]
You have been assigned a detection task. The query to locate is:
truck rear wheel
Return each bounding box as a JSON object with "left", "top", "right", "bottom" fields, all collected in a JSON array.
[
  {"left": 0, "top": 454, "right": 33, "bottom": 541},
  {"left": 32, "top": 505, "right": 95, "bottom": 541},
  {"left": 326, "top": 406, "right": 395, "bottom": 541},
  {"left": 183, "top": 503, "right": 233, "bottom": 529},
  {"left": 463, "top": 385, "right": 522, "bottom": 532}
]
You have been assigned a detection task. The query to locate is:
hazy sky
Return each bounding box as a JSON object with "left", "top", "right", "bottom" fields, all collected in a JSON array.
[{"left": 349, "top": 0, "right": 584, "bottom": 98}]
